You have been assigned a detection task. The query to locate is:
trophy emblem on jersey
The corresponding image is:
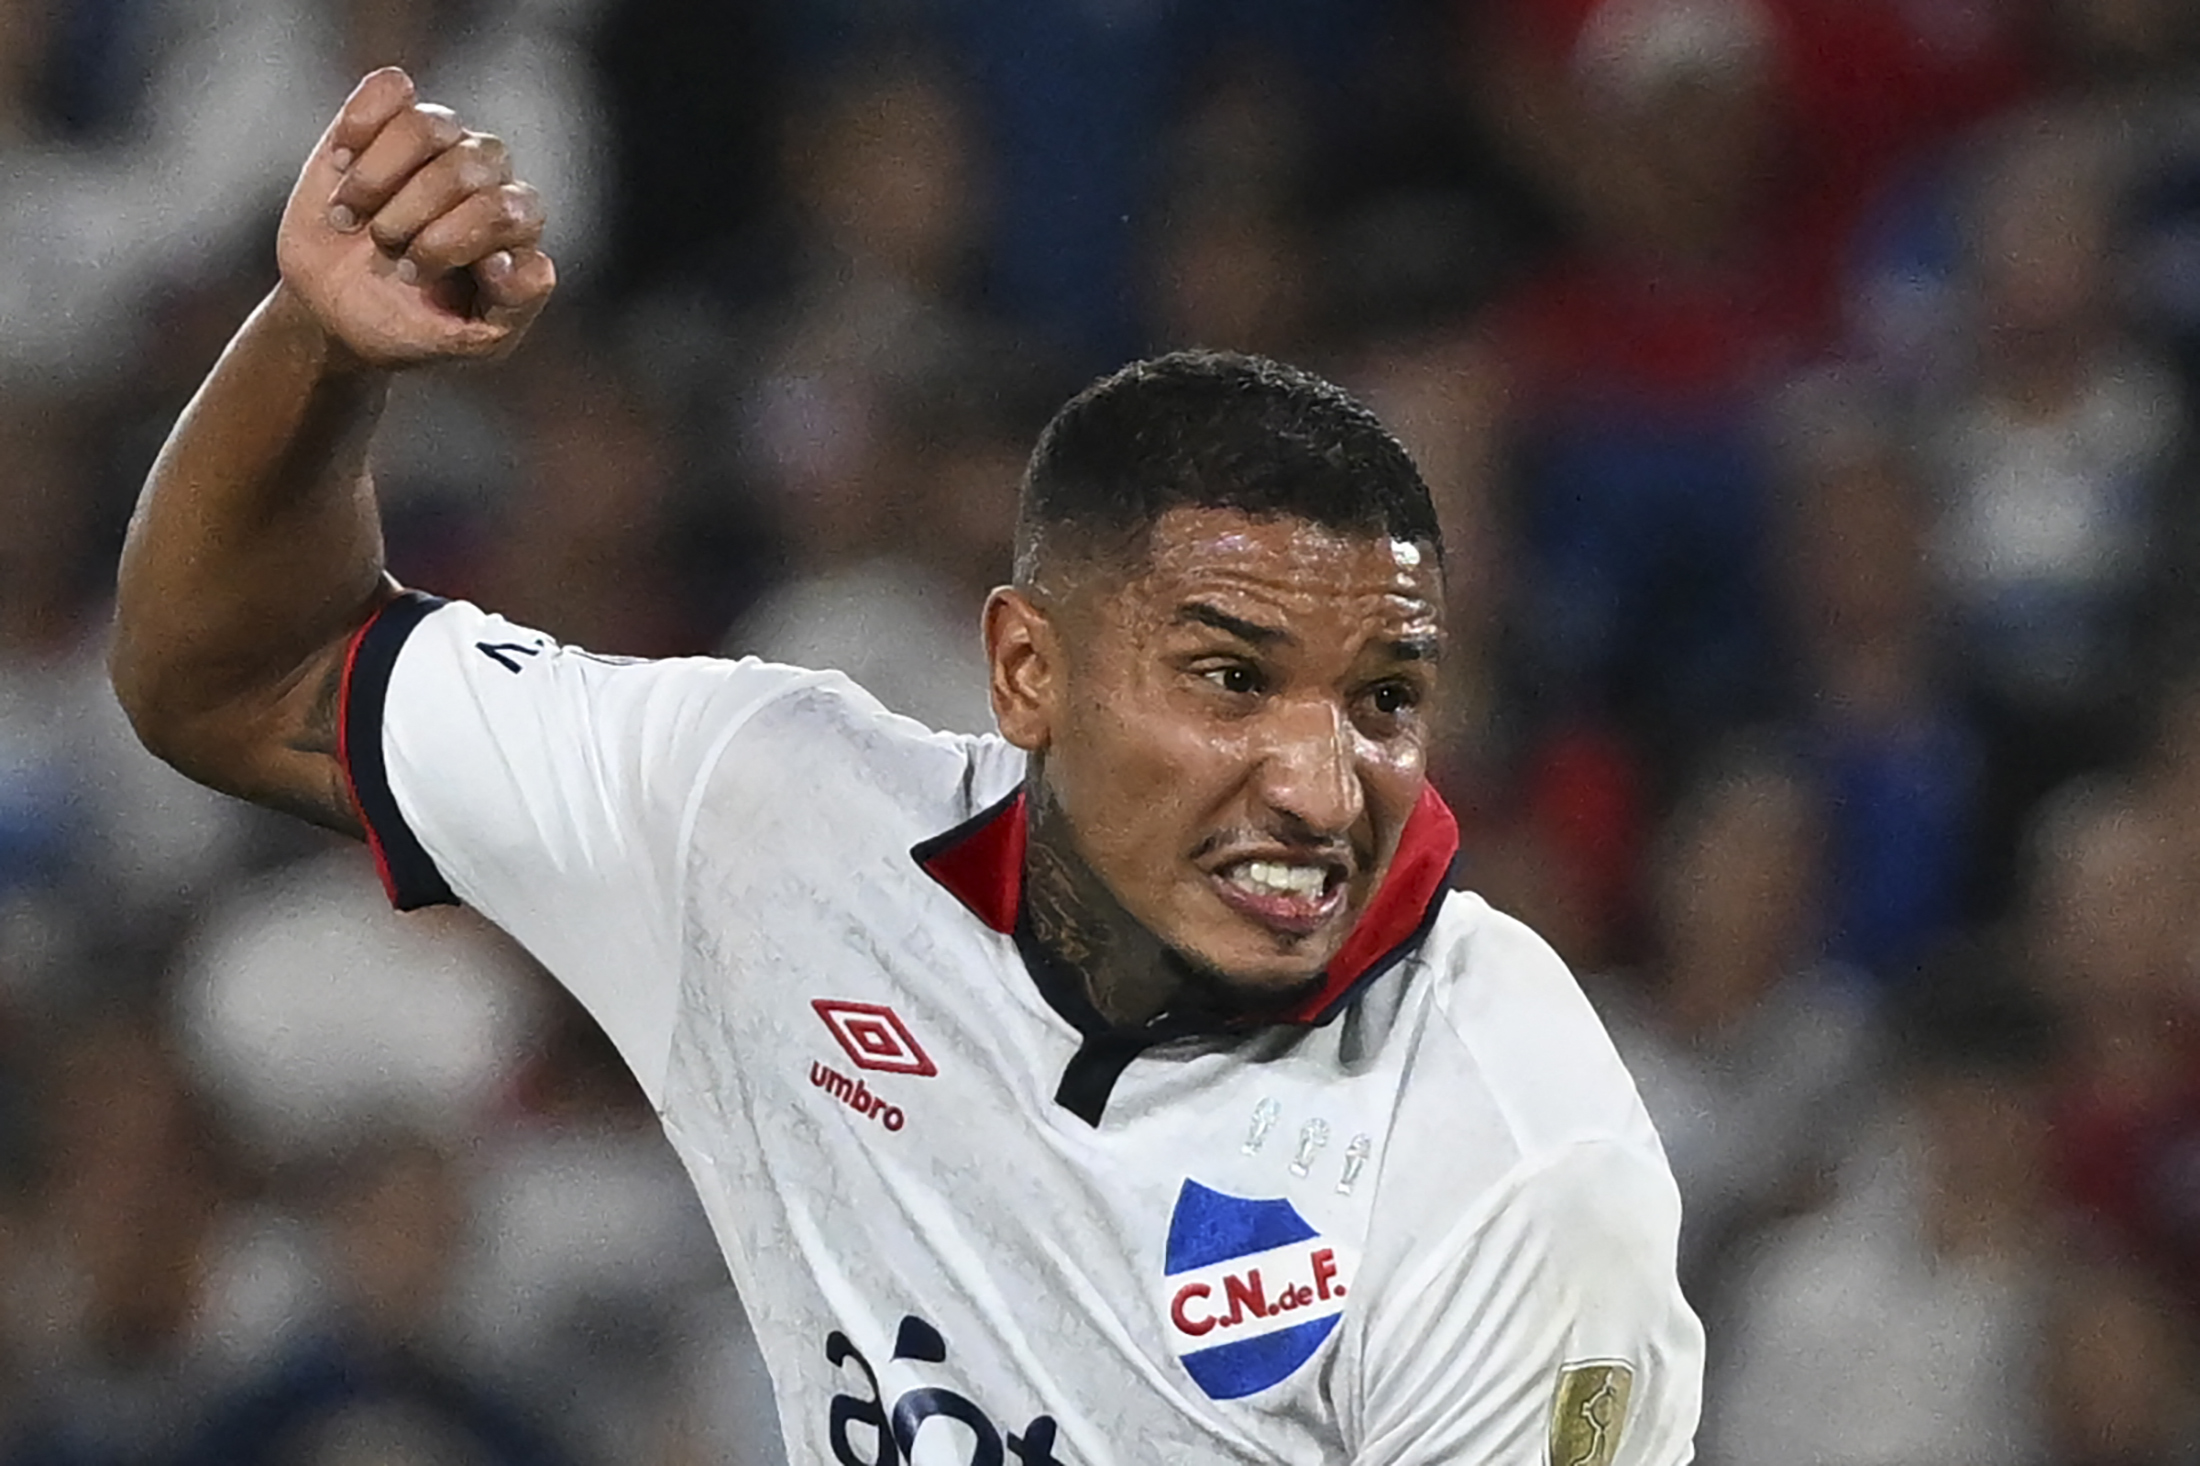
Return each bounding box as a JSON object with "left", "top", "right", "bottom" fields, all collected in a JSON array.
[
  {"left": 1159, "top": 1179, "right": 1357, "bottom": 1401},
  {"left": 1241, "top": 1098, "right": 1282, "bottom": 1155},
  {"left": 1548, "top": 1359, "right": 1634, "bottom": 1466}
]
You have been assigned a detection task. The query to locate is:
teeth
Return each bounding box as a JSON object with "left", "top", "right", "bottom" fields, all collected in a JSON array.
[{"left": 1231, "top": 861, "right": 1329, "bottom": 900}]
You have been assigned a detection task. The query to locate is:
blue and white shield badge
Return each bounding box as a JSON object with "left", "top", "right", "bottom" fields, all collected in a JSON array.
[{"left": 1160, "top": 1179, "right": 1358, "bottom": 1400}]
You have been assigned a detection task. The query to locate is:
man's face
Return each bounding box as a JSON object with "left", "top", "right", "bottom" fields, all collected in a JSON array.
[{"left": 998, "top": 508, "right": 1444, "bottom": 994}]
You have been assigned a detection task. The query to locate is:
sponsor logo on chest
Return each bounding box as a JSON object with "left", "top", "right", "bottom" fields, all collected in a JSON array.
[
  {"left": 813, "top": 998, "right": 938, "bottom": 1075},
  {"left": 805, "top": 999, "right": 935, "bottom": 1134},
  {"left": 1158, "top": 1179, "right": 1358, "bottom": 1402}
]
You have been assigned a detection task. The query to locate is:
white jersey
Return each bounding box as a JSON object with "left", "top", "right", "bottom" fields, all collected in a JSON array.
[{"left": 341, "top": 592, "right": 1704, "bottom": 1465}]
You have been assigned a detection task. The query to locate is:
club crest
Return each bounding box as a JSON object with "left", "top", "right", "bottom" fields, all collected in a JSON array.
[{"left": 1159, "top": 1180, "right": 1356, "bottom": 1401}]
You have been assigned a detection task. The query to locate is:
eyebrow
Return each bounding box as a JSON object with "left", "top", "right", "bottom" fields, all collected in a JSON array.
[
  {"left": 1176, "top": 604, "right": 1442, "bottom": 664},
  {"left": 1177, "top": 602, "right": 1290, "bottom": 648}
]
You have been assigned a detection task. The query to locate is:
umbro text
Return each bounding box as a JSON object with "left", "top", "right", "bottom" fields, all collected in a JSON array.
[{"left": 811, "top": 1062, "right": 907, "bottom": 1131}]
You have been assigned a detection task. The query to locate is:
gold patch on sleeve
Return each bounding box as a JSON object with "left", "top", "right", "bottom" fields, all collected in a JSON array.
[{"left": 1547, "top": 1360, "right": 1635, "bottom": 1466}]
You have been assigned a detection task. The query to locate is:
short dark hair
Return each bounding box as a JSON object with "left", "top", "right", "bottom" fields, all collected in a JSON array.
[{"left": 1014, "top": 350, "right": 1441, "bottom": 585}]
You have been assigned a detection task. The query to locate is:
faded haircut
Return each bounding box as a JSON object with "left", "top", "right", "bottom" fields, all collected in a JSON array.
[{"left": 1013, "top": 350, "right": 1441, "bottom": 587}]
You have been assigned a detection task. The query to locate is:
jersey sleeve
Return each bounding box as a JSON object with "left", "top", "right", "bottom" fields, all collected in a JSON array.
[
  {"left": 339, "top": 591, "right": 844, "bottom": 1104},
  {"left": 1352, "top": 1138, "right": 1704, "bottom": 1466}
]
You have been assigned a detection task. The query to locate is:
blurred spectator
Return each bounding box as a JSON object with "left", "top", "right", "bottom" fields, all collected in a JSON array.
[
  {"left": 1705, "top": 943, "right": 2062, "bottom": 1466},
  {"left": 1586, "top": 743, "right": 1876, "bottom": 1303},
  {"left": 1772, "top": 375, "right": 1981, "bottom": 978},
  {"left": 1482, "top": 0, "right": 1801, "bottom": 763},
  {"left": 1464, "top": 722, "right": 1648, "bottom": 976},
  {"left": 1481, "top": 0, "right": 2035, "bottom": 321},
  {"left": 1850, "top": 102, "right": 2185, "bottom": 913},
  {"left": 169, "top": 852, "right": 770, "bottom": 1462},
  {"left": 763, "top": 50, "right": 987, "bottom": 386},
  {"left": 455, "top": 1002, "right": 783, "bottom": 1464},
  {"left": 717, "top": 54, "right": 1024, "bottom": 732},
  {"left": 464, "top": 331, "right": 704, "bottom": 658},
  {"left": 173, "top": 849, "right": 541, "bottom": 1164},
  {"left": 933, "top": 0, "right": 1405, "bottom": 369},
  {"left": 927, "top": 0, "right": 1174, "bottom": 369},
  {"left": 1147, "top": 59, "right": 1317, "bottom": 361},
  {"left": 1922, "top": 116, "right": 2180, "bottom": 842},
  {"left": 0, "top": 1015, "right": 252, "bottom": 1464},
  {"left": 0, "top": 399, "right": 253, "bottom": 984},
  {"left": 726, "top": 360, "right": 1043, "bottom": 734},
  {"left": 0, "top": 399, "right": 115, "bottom": 930},
  {"left": 178, "top": 1130, "right": 584, "bottom": 1466},
  {"left": 1780, "top": 0, "right": 2038, "bottom": 236},
  {"left": 2028, "top": 783, "right": 2200, "bottom": 1322},
  {"left": 2039, "top": 1254, "right": 2200, "bottom": 1466}
]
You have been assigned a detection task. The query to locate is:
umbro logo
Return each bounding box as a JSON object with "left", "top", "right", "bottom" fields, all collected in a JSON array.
[{"left": 812, "top": 999, "right": 937, "bottom": 1076}]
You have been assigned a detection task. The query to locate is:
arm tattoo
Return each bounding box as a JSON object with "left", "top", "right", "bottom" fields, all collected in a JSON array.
[
  {"left": 265, "top": 651, "right": 365, "bottom": 838},
  {"left": 292, "top": 651, "right": 348, "bottom": 757}
]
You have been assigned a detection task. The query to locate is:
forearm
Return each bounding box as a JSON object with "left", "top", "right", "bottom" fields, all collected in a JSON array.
[{"left": 112, "top": 283, "right": 396, "bottom": 781}]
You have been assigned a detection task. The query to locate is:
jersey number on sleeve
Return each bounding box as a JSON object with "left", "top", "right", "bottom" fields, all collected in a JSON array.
[{"left": 476, "top": 641, "right": 543, "bottom": 674}]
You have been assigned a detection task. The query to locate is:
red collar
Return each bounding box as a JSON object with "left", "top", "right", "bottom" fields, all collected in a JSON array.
[{"left": 913, "top": 783, "right": 1459, "bottom": 1025}]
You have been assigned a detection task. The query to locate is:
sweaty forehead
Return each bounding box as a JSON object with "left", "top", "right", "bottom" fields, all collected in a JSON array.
[{"left": 1108, "top": 507, "right": 1442, "bottom": 627}]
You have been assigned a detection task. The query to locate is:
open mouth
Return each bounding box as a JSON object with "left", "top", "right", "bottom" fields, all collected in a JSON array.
[{"left": 1209, "top": 858, "right": 1350, "bottom": 938}]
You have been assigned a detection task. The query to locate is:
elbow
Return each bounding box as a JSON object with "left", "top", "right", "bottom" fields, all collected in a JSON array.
[
  {"left": 108, "top": 626, "right": 174, "bottom": 757},
  {"left": 108, "top": 634, "right": 202, "bottom": 777},
  {"left": 106, "top": 623, "right": 250, "bottom": 789}
]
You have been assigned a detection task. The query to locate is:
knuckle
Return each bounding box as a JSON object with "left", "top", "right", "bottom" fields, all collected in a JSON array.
[
  {"left": 454, "top": 152, "right": 495, "bottom": 193},
  {"left": 410, "top": 226, "right": 464, "bottom": 270},
  {"left": 412, "top": 103, "right": 463, "bottom": 147},
  {"left": 496, "top": 185, "right": 537, "bottom": 227}
]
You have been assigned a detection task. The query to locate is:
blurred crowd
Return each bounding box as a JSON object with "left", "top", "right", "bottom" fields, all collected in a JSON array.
[{"left": 4, "top": 0, "right": 2200, "bottom": 1460}]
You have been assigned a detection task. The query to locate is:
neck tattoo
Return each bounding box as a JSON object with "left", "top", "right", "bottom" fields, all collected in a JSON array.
[{"left": 1023, "top": 778, "right": 1183, "bottom": 1029}]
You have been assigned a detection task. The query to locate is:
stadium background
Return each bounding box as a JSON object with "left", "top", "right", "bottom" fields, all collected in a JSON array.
[{"left": 2, "top": 0, "right": 2199, "bottom": 1459}]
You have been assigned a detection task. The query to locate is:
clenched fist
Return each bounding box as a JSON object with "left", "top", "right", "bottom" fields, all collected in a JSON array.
[{"left": 276, "top": 68, "right": 556, "bottom": 368}]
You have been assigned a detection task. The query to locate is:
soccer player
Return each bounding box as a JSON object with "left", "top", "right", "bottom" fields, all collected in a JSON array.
[{"left": 112, "top": 70, "right": 1703, "bottom": 1464}]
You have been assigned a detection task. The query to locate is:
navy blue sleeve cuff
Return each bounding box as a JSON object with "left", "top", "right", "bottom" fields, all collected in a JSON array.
[{"left": 338, "top": 590, "right": 457, "bottom": 911}]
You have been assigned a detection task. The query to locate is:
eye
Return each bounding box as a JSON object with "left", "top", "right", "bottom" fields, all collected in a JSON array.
[
  {"left": 1199, "top": 664, "right": 1263, "bottom": 696},
  {"left": 1364, "top": 681, "right": 1421, "bottom": 718}
]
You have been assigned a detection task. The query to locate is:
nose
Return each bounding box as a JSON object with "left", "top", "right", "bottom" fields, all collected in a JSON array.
[{"left": 1254, "top": 695, "right": 1364, "bottom": 840}]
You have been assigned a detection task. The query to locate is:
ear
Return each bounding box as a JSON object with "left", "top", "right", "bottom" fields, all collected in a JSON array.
[{"left": 984, "top": 586, "right": 1058, "bottom": 752}]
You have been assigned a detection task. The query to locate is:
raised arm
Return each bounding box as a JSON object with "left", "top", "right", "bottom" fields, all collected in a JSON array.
[{"left": 110, "top": 67, "right": 554, "bottom": 833}]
